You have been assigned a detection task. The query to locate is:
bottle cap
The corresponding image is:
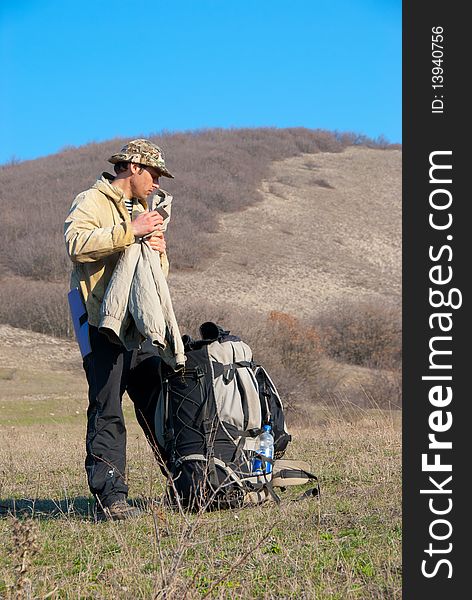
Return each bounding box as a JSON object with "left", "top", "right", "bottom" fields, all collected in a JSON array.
[{"left": 263, "top": 424, "right": 271, "bottom": 431}]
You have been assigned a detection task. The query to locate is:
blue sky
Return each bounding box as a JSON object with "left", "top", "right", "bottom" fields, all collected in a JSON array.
[{"left": 0, "top": 0, "right": 401, "bottom": 164}]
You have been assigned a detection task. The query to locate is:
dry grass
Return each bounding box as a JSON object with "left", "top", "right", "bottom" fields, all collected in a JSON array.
[
  {"left": 0, "top": 409, "right": 401, "bottom": 599},
  {"left": 0, "top": 337, "right": 401, "bottom": 599}
]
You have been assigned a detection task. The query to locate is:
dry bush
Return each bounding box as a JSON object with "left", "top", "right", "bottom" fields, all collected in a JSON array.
[
  {"left": 255, "top": 311, "right": 327, "bottom": 415},
  {"left": 2, "top": 231, "right": 70, "bottom": 281},
  {"left": 315, "top": 298, "right": 401, "bottom": 370},
  {"left": 310, "top": 298, "right": 402, "bottom": 409},
  {"left": 175, "top": 297, "right": 402, "bottom": 411},
  {"left": 363, "top": 368, "right": 402, "bottom": 409},
  {"left": 0, "top": 278, "right": 71, "bottom": 337},
  {"left": 264, "top": 310, "right": 324, "bottom": 376}
]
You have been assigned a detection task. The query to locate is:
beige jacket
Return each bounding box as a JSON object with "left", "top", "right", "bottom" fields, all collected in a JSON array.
[{"left": 64, "top": 173, "right": 171, "bottom": 327}]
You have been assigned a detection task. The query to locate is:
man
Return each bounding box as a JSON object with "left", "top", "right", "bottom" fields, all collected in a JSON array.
[{"left": 64, "top": 139, "right": 174, "bottom": 520}]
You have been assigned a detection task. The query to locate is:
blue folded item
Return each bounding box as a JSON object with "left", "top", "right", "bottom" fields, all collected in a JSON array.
[{"left": 67, "top": 288, "right": 91, "bottom": 358}]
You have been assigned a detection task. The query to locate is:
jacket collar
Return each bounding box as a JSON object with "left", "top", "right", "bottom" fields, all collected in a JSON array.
[{"left": 94, "top": 172, "right": 149, "bottom": 211}]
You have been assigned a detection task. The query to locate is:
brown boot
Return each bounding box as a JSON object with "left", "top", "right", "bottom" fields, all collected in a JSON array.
[{"left": 96, "top": 499, "right": 144, "bottom": 522}]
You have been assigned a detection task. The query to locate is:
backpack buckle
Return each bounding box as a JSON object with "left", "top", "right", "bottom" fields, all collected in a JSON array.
[{"left": 223, "top": 363, "right": 235, "bottom": 383}]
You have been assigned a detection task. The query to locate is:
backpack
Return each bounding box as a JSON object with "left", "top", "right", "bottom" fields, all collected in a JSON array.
[{"left": 154, "top": 322, "right": 319, "bottom": 511}]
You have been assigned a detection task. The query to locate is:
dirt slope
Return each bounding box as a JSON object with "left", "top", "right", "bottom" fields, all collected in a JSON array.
[
  {"left": 169, "top": 146, "right": 401, "bottom": 320},
  {"left": 0, "top": 324, "right": 80, "bottom": 372}
]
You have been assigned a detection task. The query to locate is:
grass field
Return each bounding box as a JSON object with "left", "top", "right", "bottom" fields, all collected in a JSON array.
[{"left": 0, "top": 364, "right": 401, "bottom": 599}]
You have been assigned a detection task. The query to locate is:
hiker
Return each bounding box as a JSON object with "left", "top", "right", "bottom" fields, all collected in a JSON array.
[{"left": 64, "top": 139, "right": 176, "bottom": 521}]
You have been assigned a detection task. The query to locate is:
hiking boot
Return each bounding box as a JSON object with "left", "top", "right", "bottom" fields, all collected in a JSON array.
[{"left": 96, "top": 499, "right": 145, "bottom": 522}]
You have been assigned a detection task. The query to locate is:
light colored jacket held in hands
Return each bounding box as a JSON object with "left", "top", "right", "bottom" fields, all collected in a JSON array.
[
  {"left": 98, "top": 240, "right": 186, "bottom": 370},
  {"left": 64, "top": 173, "right": 171, "bottom": 327}
]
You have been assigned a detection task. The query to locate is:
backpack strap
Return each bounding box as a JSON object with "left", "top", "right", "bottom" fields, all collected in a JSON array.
[
  {"left": 271, "top": 459, "right": 320, "bottom": 498},
  {"left": 175, "top": 454, "right": 246, "bottom": 489},
  {"left": 230, "top": 427, "right": 261, "bottom": 463},
  {"left": 212, "top": 360, "right": 255, "bottom": 383},
  {"left": 194, "top": 369, "right": 220, "bottom": 489},
  {"left": 175, "top": 454, "right": 281, "bottom": 505},
  {"left": 161, "top": 375, "right": 176, "bottom": 466},
  {"left": 240, "top": 466, "right": 281, "bottom": 505}
]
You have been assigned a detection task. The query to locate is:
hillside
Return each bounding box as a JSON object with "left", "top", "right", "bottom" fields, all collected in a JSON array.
[
  {"left": 0, "top": 129, "right": 401, "bottom": 407},
  {"left": 0, "top": 128, "right": 400, "bottom": 322},
  {"left": 170, "top": 145, "right": 401, "bottom": 320}
]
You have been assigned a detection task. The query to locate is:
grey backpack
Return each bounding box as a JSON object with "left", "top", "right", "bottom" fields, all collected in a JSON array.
[{"left": 154, "top": 322, "right": 319, "bottom": 510}]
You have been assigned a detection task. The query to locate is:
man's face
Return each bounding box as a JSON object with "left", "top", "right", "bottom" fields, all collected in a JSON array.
[{"left": 130, "top": 163, "right": 161, "bottom": 200}]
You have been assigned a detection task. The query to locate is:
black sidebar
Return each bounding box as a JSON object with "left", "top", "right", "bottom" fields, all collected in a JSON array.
[{"left": 403, "top": 3, "right": 468, "bottom": 598}]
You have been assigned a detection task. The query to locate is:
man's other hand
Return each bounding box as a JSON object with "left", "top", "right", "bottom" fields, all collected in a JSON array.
[{"left": 147, "top": 232, "right": 166, "bottom": 253}]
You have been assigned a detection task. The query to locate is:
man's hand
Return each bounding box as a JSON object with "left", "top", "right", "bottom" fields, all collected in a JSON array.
[
  {"left": 147, "top": 232, "right": 166, "bottom": 253},
  {"left": 131, "top": 210, "right": 164, "bottom": 237}
]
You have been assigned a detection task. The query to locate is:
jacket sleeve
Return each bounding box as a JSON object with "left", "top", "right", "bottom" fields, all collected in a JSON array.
[
  {"left": 160, "top": 252, "right": 170, "bottom": 278},
  {"left": 64, "top": 191, "right": 136, "bottom": 263}
]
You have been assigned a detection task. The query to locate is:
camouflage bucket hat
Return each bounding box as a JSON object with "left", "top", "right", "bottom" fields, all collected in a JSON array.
[{"left": 108, "top": 138, "right": 174, "bottom": 178}]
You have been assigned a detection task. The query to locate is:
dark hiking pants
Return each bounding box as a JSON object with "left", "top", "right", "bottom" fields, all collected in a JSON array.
[{"left": 83, "top": 326, "right": 161, "bottom": 507}]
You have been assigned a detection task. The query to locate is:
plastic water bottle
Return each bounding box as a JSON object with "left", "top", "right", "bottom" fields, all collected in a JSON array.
[{"left": 253, "top": 425, "right": 274, "bottom": 475}]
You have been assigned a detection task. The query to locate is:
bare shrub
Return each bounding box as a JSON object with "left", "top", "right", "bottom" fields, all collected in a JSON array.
[
  {"left": 362, "top": 369, "right": 403, "bottom": 409},
  {"left": 264, "top": 310, "right": 324, "bottom": 377},
  {"left": 309, "top": 298, "right": 402, "bottom": 409},
  {"left": 0, "top": 278, "right": 71, "bottom": 337},
  {"left": 2, "top": 231, "right": 70, "bottom": 281},
  {"left": 315, "top": 298, "right": 402, "bottom": 370}
]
